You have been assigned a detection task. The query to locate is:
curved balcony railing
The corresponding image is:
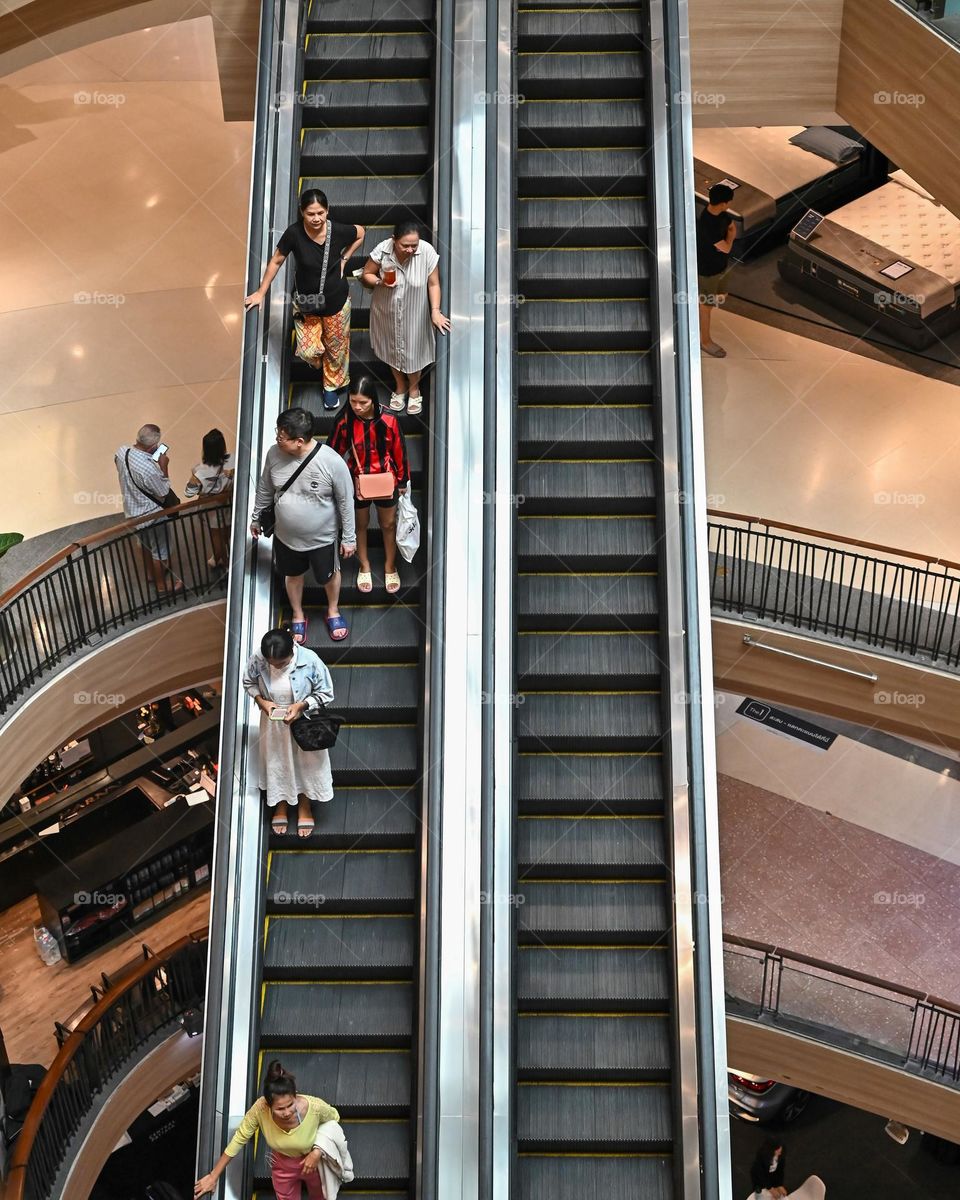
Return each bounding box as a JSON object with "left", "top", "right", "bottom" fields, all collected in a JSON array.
[
  {"left": 724, "top": 933, "right": 960, "bottom": 1085},
  {"left": 0, "top": 498, "right": 232, "bottom": 718},
  {"left": 708, "top": 511, "right": 960, "bottom": 671},
  {"left": 6, "top": 930, "right": 207, "bottom": 1200}
]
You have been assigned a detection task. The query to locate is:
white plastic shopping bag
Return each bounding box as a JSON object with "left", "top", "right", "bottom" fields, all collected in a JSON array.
[{"left": 396, "top": 491, "right": 420, "bottom": 563}]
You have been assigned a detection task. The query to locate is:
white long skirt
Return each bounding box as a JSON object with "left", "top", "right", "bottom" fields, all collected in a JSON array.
[{"left": 257, "top": 673, "right": 333, "bottom": 807}]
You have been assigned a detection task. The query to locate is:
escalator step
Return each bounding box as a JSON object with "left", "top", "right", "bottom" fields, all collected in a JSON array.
[
  {"left": 256, "top": 1049, "right": 411, "bottom": 1115},
  {"left": 516, "top": 573, "right": 660, "bottom": 632},
  {"left": 518, "top": 406, "right": 653, "bottom": 457},
  {"left": 254, "top": 1120, "right": 409, "bottom": 1188},
  {"left": 520, "top": 99, "right": 647, "bottom": 148},
  {"left": 519, "top": 946, "right": 671, "bottom": 1009},
  {"left": 303, "top": 33, "right": 433, "bottom": 79},
  {"left": 518, "top": 350, "right": 653, "bottom": 401},
  {"left": 517, "top": 692, "right": 661, "bottom": 749},
  {"left": 261, "top": 981, "right": 414, "bottom": 1047},
  {"left": 306, "top": 554, "right": 425, "bottom": 605},
  {"left": 516, "top": 149, "right": 647, "bottom": 199},
  {"left": 266, "top": 850, "right": 417, "bottom": 912},
  {"left": 517, "top": 198, "right": 648, "bottom": 246},
  {"left": 269, "top": 787, "right": 418, "bottom": 847},
  {"left": 517, "top": 248, "right": 651, "bottom": 297},
  {"left": 264, "top": 916, "right": 415, "bottom": 978},
  {"left": 516, "top": 752, "right": 663, "bottom": 812},
  {"left": 329, "top": 725, "right": 418, "bottom": 784},
  {"left": 301, "top": 127, "right": 431, "bottom": 176},
  {"left": 518, "top": 1014, "right": 671, "bottom": 1078},
  {"left": 516, "top": 460, "right": 656, "bottom": 512},
  {"left": 518, "top": 1156, "right": 674, "bottom": 1200},
  {"left": 518, "top": 815, "right": 666, "bottom": 875},
  {"left": 519, "top": 52, "right": 644, "bottom": 100},
  {"left": 307, "top": 0, "right": 432, "bottom": 32},
  {"left": 518, "top": 881, "right": 668, "bottom": 941},
  {"left": 518, "top": 299, "right": 650, "bottom": 350},
  {"left": 517, "top": 515, "right": 657, "bottom": 571},
  {"left": 307, "top": 605, "right": 422, "bottom": 665},
  {"left": 518, "top": 8, "right": 642, "bottom": 50},
  {"left": 302, "top": 79, "right": 431, "bottom": 124},
  {"left": 299, "top": 175, "right": 430, "bottom": 224},
  {"left": 517, "top": 1083, "right": 672, "bottom": 1150},
  {"left": 517, "top": 633, "right": 661, "bottom": 686},
  {"left": 328, "top": 663, "right": 419, "bottom": 720}
]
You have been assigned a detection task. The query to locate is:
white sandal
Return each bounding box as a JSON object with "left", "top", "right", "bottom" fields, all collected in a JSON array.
[
  {"left": 407, "top": 394, "right": 422, "bottom": 415},
  {"left": 389, "top": 392, "right": 407, "bottom": 411}
]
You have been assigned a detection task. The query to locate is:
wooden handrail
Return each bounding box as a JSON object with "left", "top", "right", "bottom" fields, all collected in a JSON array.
[
  {"left": 707, "top": 508, "right": 960, "bottom": 573},
  {"left": 6, "top": 928, "right": 208, "bottom": 1198},
  {"left": 0, "top": 496, "right": 231, "bottom": 609},
  {"left": 723, "top": 931, "right": 960, "bottom": 1016}
]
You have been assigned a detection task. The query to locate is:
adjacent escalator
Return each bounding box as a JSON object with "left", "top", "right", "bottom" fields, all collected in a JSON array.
[
  {"left": 512, "top": 2, "right": 676, "bottom": 1196},
  {"left": 253, "top": 2, "right": 435, "bottom": 1195}
]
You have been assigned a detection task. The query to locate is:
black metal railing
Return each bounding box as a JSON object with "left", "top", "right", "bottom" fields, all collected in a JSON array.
[
  {"left": 724, "top": 933, "right": 960, "bottom": 1085},
  {"left": 0, "top": 499, "right": 232, "bottom": 717},
  {"left": 7, "top": 931, "right": 207, "bottom": 1200},
  {"left": 708, "top": 512, "right": 960, "bottom": 669}
]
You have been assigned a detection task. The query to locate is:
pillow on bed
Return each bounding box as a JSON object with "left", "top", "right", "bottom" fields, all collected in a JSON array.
[
  {"left": 889, "top": 169, "right": 937, "bottom": 203},
  {"left": 788, "top": 127, "right": 862, "bottom": 164}
]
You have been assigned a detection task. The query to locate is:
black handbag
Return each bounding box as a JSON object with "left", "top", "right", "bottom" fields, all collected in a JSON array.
[
  {"left": 290, "top": 704, "right": 344, "bottom": 751},
  {"left": 125, "top": 450, "right": 180, "bottom": 510},
  {"left": 258, "top": 443, "right": 322, "bottom": 537},
  {"left": 293, "top": 220, "right": 334, "bottom": 315}
]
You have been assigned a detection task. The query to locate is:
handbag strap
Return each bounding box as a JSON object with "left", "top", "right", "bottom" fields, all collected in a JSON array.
[
  {"left": 276, "top": 440, "right": 322, "bottom": 499},
  {"left": 295, "top": 221, "right": 334, "bottom": 301},
  {"left": 124, "top": 449, "right": 166, "bottom": 505}
]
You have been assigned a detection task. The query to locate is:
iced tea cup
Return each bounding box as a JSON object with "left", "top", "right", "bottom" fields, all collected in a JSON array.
[{"left": 383, "top": 267, "right": 397, "bottom": 285}]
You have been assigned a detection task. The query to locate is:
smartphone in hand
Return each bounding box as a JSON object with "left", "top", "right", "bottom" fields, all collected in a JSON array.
[
  {"left": 269, "top": 706, "right": 289, "bottom": 721},
  {"left": 152, "top": 442, "right": 169, "bottom": 461}
]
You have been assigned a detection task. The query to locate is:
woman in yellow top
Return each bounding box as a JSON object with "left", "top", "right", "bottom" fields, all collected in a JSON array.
[{"left": 194, "top": 1060, "right": 339, "bottom": 1199}]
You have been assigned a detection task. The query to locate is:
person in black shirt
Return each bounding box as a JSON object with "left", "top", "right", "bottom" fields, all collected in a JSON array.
[
  {"left": 696, "top": 182, "right": 736, "bottom": 359},
  {"left": 245, "top": 189, "right": 365, "bottom": 409}
]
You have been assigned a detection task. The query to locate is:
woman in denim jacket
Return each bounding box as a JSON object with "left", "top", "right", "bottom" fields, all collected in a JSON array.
[{"left": 243, "top": 628, "right": 335, "bottom": 836}]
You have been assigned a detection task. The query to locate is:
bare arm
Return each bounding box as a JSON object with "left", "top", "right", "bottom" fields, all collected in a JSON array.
[
  {"left": 715, "top": 220, "right": 736, "bottom": 256},
  {"left": 245, "top": 249, "right": 288, "bottom": 309},
  {"left": 341, "top": 225, "right": 366, "bottom": 274},
  {"left": 360, "top": 256, "right": 386, "bottom": 291},
  {"left": 194, "top": 1151, "right": 232, "bottom": 1196},
  {"left": 427, "top": 267, "right": 451, "bottom": 333}
]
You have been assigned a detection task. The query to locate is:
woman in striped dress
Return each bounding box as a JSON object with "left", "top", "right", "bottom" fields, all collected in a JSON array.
[{"left": 362, "top": 220, "right": 451, "bottom": 416}]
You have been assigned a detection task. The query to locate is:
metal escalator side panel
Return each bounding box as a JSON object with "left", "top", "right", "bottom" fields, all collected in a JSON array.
[{"left": 646, "top": 0, "right": 731, "bottom": 1194}]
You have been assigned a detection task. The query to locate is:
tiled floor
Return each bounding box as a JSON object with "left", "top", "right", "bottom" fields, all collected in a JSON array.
[{"left": 0, "top": 18, "right": 250, "bottom": 539}]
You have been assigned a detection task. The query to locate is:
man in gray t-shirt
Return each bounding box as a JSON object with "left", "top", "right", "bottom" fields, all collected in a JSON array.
[{"left": 251, "top": 407, "right": 357, "bottom": 642}]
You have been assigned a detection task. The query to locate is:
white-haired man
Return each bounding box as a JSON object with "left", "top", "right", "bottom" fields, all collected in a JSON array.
[{"left": 114, "top": 423, "right": 182, "bottom": 593}]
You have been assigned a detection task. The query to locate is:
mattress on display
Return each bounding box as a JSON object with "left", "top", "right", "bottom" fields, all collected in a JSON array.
[
  {"left": 693, "top": 125, "right": 846, "bottom": 233},
  {"left": 778, "top": 178, "right": 960, "bottom": 348}
]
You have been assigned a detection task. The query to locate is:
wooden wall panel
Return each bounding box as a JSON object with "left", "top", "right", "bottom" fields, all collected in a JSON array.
[
  {"left": 688, "top": 0, "right": 844, "bottom": 125},
  {"left": 0, "top": 602, "right": 226, "bottom": 803},
  {"left": 0, "top": 0, "right": 257, "bottom": 122},
  {"left": 837, "top": 0, "right": 960, "bottom": 214},
  {"left": 712, "top": 618, "right": 960, "bottom": 752},
  {"left": 727, "top": 1016, "right": 960, "bottom": 1141}
]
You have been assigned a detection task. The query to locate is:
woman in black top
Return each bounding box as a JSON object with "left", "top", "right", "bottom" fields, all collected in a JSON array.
[
  {"left": 750, "top": 1139, "right": 787, "bottom": 1198},
  {"left": 245, "top": 189, "right": 365, "bottom": 409}
]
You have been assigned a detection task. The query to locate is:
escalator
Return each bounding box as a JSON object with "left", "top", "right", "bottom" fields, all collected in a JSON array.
[
  {"left": 511, "top": 1, "right": 676, "bottom": 1196},
  {"left": 252, "top": 2, "right": 435, "bottom": 1195}
]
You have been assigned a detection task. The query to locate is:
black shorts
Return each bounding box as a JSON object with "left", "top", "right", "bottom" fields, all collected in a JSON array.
[
  {"left": 273, "top": 538, "right": 337, "bottom": 583},
  {"left": 355, "top": 490, "right": 399, "bottom": 511}
]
